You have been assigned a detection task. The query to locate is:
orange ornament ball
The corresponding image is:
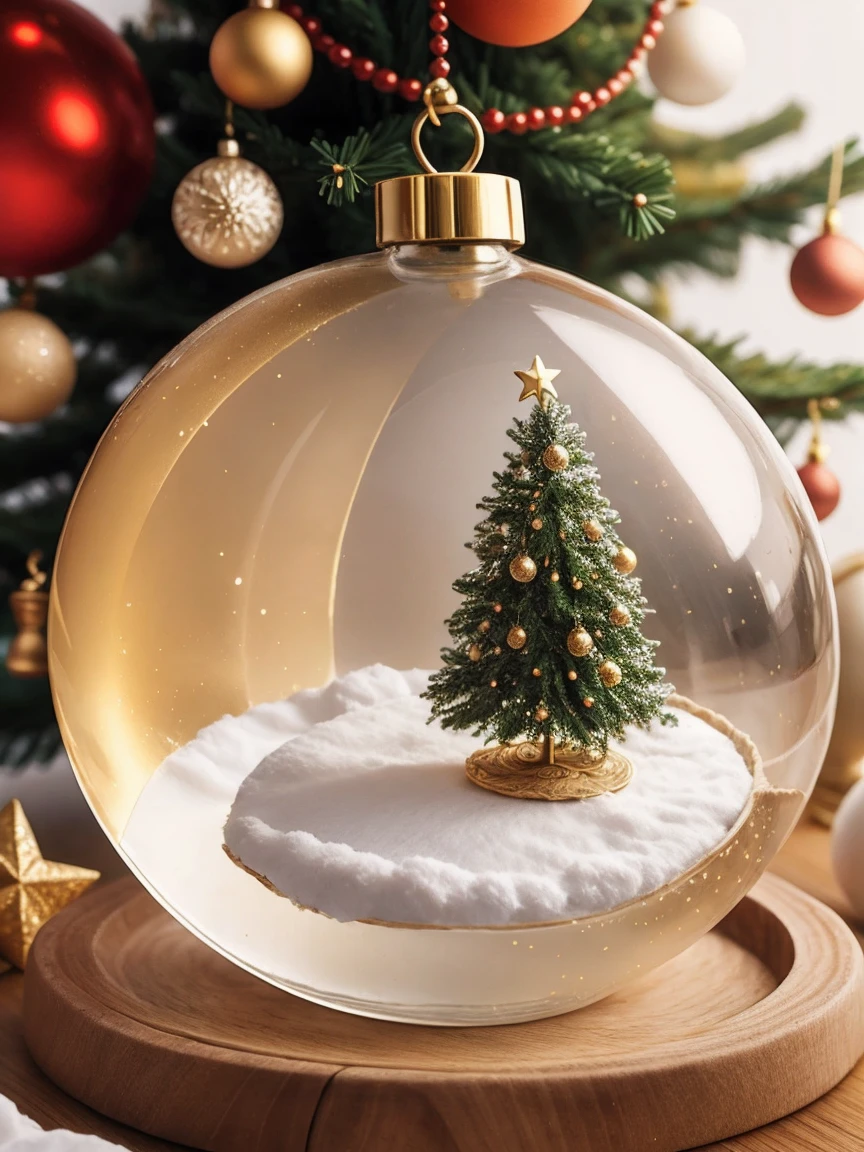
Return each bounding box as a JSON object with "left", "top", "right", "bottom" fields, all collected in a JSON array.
[
  {"left": 797, "top": 460, "right": 841, "bottom": 522},
  {"left": 446, "top": 0, "right": 593, "bottom": 47},
  {"left": 790, "top": 232, "right": 864, "bottom": 316}
]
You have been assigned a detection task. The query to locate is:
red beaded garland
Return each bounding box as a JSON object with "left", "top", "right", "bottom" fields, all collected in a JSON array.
[
  {"left": 482, "top": 108, "right": 507, "bottom": 133},
  {"left": 352, "top": 57, "right": 376, "bottom": 80},
  {"left": 287, "top": 0, "right": 665, "bottom": 135},
  {"left": 373, "top": 68, "right": 399, "bottom": 92},
  {"left": 329, "top": 44, "right": 352, "bottom": 67},
  {"left": 399, "top": 78, "right": 424, "bottom": 101}
]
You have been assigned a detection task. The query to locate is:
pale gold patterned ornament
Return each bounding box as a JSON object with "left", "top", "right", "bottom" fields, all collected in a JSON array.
[
  {"left": 468, "top": 644, "right": 482, "bottom": 662},
  {"left": 567, "top": 626, "right": 593, "bottom": 656},
  {"left": 478, "top": 620, "right": 491, "bottom": 633},
  {"left": 583, "top": 518, "right": 604, "bottom": 541},
  {"left": 609, "top": 604, "right": 631, "bottom": 626},
  {"left": 172, "top": 138, "right": 283, "bottom": 269},
  {"left": 599, "top": 659, "right": 623, "bottom": 687},
  {"left": 531, "top": 518, "right": 543, "bottom": 530},
  {"left": 507, "top": 625, "right": 527, "bottom": 649},
  {"left": 0, "top": 799, "right": 99, "bottom": 969},
  {"left": 509, "top": 554, "right": 537, "bottom": 583}
]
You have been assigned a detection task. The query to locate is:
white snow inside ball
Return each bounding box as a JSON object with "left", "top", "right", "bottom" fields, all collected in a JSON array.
[
  {"left": 222, "top": 667, "right": 754, "bottom": 927},
  {"left": 647, "top": 4, "right": 745, "bottom": 106}
]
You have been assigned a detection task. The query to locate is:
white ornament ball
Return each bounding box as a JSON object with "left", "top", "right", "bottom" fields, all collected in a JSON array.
[
  {"left": 832, "top": 776, "right": 864, "bottom": 919},
  {"left": 647, "top": 3, "right": 745, "bottom": 106}
]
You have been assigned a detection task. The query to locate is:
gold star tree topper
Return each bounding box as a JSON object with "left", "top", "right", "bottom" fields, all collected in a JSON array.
[
  {"left": 515, "top": 354, "right": 560, "bottom": 407},
  {"left": 0, "top": 798, "right": 99, "bottom": 969}
]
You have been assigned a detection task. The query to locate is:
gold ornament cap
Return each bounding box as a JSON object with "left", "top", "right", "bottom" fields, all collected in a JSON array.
[{"left": 375, "top": 80, "right": 525, "bottom": 249}]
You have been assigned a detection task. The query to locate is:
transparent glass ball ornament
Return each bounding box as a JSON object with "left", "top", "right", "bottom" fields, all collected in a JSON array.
[{"left": 49, "top": 95, "right": 837, "bottom": 1027}]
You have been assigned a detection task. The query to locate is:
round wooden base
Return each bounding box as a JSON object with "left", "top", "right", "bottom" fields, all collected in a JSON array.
[{"left": 22, "top": 875, "right": 864, "bottom": 1152}]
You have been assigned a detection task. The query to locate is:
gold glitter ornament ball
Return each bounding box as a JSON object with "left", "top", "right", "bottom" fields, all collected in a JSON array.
[
  {"left": 210, "top": 6, "right": 313, "bottom": 111},
  {"left": 609, "top": 604, "right": 631, "bottom": 627},
  {"left": 542, "top": 443, "right": 569, "bottom": 472},
  {"left": 599, "top": 659, "right": 623, "bottom": 687},
  {"left": 468, "top": 644, "right": 482, "bottom": 662},
  {"left": 583, "top": 518, "right": 604, "bottom": 542},
  {"left": 172, "top": 147, "right": 283, "bottom": 269},
  {"left": 0, "top": 308, "right": 76, "bottom": 423},
  {"left": 509, "top": 554, "right": 537, "bottom": 583},
  {"left": 566, "top": 626, "right": 593, "bottom": 657},
  {"left": 507, "top": 625, "right": 527, "bottom": 649},
  {"left": 613, "top": 546, "right": 638, "bottom": 575}
]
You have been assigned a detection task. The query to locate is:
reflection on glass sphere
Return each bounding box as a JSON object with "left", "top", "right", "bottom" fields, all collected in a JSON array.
[{"left": 50, "top": 243, "right": 836, "bottom": 1024}]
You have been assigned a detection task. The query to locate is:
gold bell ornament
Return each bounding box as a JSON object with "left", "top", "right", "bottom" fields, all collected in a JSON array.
[
  {"left": 172, "top": 103, "right": 284, "bottom": 269},
  {"left": 7, "top": 551, "right": 49, "bottom": 679}
]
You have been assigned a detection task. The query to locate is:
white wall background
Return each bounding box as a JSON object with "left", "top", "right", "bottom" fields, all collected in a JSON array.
[{"left": 3, "top": 0, "right": 863, "bottom": 858}]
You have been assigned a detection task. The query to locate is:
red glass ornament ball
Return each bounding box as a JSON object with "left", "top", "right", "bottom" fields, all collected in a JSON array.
[
  {"left": 0, "top": 0, "right": 155, "bottom": 278},
  {"left": 797, "top": 460, "right": 841, "bottom": 521},
  {"left": 446, "top": 0, "right": 593, "bottom": 47},
  {"left": 790, "top": 232, "right": 864, "bottom": 316}
]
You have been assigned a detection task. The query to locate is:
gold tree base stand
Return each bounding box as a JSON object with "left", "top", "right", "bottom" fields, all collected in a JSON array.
[{"left": 465, "top": 740, "right": 633, "bottom": 801}]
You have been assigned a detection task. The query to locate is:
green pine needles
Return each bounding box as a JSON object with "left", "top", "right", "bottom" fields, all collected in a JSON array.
[{"left": 424, "top": 363, "right": 672, "bottom": 755}]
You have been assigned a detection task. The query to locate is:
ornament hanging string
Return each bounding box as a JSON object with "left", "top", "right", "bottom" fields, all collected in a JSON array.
[
  {"left": 825, "top": 141, "right": 847, "bottom": 234},
  {"left": 284, "top": 0, "right": 666, "bottom": 135}
]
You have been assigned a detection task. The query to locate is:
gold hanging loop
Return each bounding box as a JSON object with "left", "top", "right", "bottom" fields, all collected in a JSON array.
[
  {"left": 411, "top": 80, "right": 484, "bottom": 175},
  {"left": 807, "top": 396, "right": 840, "bottom": 463},
  {"left": 824, "top": 142, "right": 846, "bottom": 235}
]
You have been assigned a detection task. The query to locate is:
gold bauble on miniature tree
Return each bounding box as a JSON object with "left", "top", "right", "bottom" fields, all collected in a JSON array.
[
  {"left": 507, "top": 626, "right": 527, "bottom": 649},
  {"left": 599, "top": 659, "right": 623, "bottom": 687},
  {"left": 613, "top": 546, "right": 638, "bottom": 575},
  {"left": 609, "top": 604, "right": 631, "bottom": 627},
  {"left": 583, "top": 519, "right": 604, "bottom": 541},
  {"left": 509, "top": 554, "right": 537, "bottom": 583},
  {"left": 210, "top": 0, "right": 313, "bottom": 110},
  {"left": 172, "top": 139, "right": 283, "bottom": 269},
  {"left": 566, "top": 627, "right": 593, "bottom": 657},
  {"left": 542, "top": 443, "right": 569, "bottom": 472},
  {"left": 0, "top": 307, "right": 76, "bottom": 422}
]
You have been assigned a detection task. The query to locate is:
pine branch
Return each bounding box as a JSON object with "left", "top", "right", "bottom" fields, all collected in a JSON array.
[
  {"left": 684, "top": 331, "right": 864, "bottom": 440},
  {"left": 649, "top": 103, "right": 806, "bottom": 162},
  {"left": 311, "top": 123, "right": 412, "bottom": 206},
  {"left": 516, "top": 132, "right": 675, "bottom": 239}
]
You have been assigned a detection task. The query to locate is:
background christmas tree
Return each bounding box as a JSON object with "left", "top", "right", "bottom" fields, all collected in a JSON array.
[
  {"left": 425, "top": 357, "right": 670, "bottom": 762},
  {"left": 2, "top": 0, "right": 863, "bottom": 764}
]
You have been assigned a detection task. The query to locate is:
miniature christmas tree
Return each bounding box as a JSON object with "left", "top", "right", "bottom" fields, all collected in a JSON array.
[{"left": 424, "top": 355, "right": 671, "bottom": 800}]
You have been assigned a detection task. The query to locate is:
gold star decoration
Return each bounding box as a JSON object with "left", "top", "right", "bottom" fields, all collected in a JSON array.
[
  {"left": 515, "top": 355, "right": 561, "bottom": 407},
  {"left": 0, "top": 798, "right": 99, "bottom": 969}
]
